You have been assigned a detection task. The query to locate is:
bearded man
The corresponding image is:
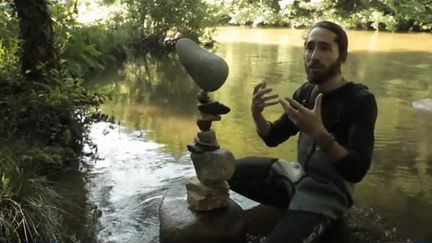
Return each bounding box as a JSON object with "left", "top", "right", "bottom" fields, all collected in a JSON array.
[{"left": 228, "top": 20, "right": 378, "bottom": 243}]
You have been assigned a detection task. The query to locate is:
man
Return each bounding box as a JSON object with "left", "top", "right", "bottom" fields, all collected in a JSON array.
[{"left": 228, "top": 21, "right": 378, "bottom": 243}]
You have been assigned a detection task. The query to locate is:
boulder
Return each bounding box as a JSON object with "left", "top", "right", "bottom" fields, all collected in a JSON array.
[{"left": 159, "top": 185, "right": 247, "bottom": 243}]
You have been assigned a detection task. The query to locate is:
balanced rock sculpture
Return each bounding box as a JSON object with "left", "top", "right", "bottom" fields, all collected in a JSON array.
[
  {"left": 159, "top": 38, "right": 246, "bottom": 243},
  {"left": 176, "top": 38, "right": 235, "bottom": 211}
]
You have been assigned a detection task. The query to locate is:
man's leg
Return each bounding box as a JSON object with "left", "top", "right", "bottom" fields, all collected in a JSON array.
[
  {"left": 265, "top": 210, "right": 333, "bottom": 243},
  {"left": 228, "top": 156, "right": 292, "bottom": 209}
]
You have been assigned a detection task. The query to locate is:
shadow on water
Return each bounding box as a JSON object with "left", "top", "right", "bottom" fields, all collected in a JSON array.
[
  {"left": 69, "top": 39, "right": 432, "bottom": 242},
  {"left": 60, "top": 170, "right": 96, "bottom": 243}
]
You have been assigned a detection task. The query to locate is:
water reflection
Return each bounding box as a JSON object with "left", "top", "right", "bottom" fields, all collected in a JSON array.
[
  {"left": 90, "top": 28, "right": 432, "bottom": 241},
  {"left": 92, "top": 57, "right": 200, "bottom": 156}
]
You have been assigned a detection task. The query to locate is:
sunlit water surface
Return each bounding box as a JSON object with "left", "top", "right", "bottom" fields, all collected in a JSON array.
[{"left": 83, "top": 27, "right": 432, "bottom": 242}]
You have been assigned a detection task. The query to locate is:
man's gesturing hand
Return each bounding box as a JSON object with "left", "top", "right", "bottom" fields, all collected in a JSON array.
[
  {"left": 251, "top": 81, "right": 279, "bottom": 117},
  {"left": 279, "top": 93, "right": 325, "bottom": 138}
]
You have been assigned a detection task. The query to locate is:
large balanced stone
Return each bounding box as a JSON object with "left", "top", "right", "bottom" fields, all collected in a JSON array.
[
  {"left": 176, "top": 38, "right": 229, "bottom": 92},
  {"left": 159, "top": 184, "right": 247, "bottom": 243}
]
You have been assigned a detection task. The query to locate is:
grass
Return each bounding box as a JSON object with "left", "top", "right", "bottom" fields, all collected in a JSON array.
[{"left": 0, "top": 147, "right": 67, "bottom": 243}]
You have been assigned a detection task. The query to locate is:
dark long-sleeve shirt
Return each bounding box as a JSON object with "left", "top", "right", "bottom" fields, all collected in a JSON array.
[{"left": 260, "top": 81, "right": 378, "bottom": 183}]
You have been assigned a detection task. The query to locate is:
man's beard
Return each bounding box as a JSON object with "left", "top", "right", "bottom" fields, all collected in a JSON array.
[{"left": 305, "top": 60, "right": 341, "bottom": 84}]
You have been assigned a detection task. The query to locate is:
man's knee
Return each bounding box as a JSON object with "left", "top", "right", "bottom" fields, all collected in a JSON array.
[{"left": 231, "top": 156, "right": 278, "bottom": 180}]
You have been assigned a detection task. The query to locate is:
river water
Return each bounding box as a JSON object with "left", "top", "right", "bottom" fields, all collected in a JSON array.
[{"left": 83, "top": 27, "right": 432, "bottom": 242}]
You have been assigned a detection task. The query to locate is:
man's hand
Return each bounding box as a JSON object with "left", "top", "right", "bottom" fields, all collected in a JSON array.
[
  {"left": 252, "top": 81, "right": 279, "bottom": 117},
  {"left": 251, "top": 81, "right": 279, "bottom": 137},
  {"left": 279, "top": 93, "right": 325, "bottom": 139}
]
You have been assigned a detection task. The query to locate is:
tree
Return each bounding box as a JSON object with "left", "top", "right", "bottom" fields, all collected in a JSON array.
[{"left": 12, "top": 0, "right": 58, "bottom": 81}]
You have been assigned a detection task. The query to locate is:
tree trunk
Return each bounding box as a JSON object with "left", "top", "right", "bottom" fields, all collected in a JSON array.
[{"left": 13, "top": 0, "right": 58, "bottom": 81}]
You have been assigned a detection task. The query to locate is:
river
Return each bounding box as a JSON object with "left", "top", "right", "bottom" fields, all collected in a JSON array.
[{"left": 82, "top": 27, "right": 432, "bottom": 242}]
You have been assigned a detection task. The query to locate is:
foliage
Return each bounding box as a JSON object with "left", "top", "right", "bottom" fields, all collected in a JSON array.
[
  {"left": 212, "top": 0, "right": 432, "bottom": 31},
  {"left": 0, "top": 1, "right": 128, "bottom": 79},
  {"left": 0, "top": 2, "right": 107, "bottom": 241},
  {"left": 0, "top": 3, "right": 103, "bottom": 153},
  {"left": 372, "top": 0, "right": 432, "bottom": 31},
  {"left": 0, "top": 3, "right": 20, "bottom": 80},
  {"left": 59, "top": 23, "right": 133, "bottom": 77},
  {"left": 123, "top": 0, "right": 219, "bottom": 50},
  {"left": 0, "top": 71, "right": 107, "bottom": 153},
  {"left": 0, "top": 37, "right": 20, "bottom": 80},
  {"left": 0, "top": 0, "right": 217, "bottom": 238},
  {"left": 51, "top": 1, "right": 134, "bottom": 77},
  {"left": 228, "top": 2, "right": 280, "bottom": 26}
]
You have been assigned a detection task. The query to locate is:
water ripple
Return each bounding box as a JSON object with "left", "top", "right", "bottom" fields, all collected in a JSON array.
[{"left": 84, "top": 122, "right": 194, "bottom": 243}]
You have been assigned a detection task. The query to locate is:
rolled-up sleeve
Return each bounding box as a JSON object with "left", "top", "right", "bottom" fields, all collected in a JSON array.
[{"left": 333, "top": 93, "right": 378, "bottom": 183}]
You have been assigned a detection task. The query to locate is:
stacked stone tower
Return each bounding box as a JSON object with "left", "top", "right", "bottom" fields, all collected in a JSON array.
[
  {"left": 159, "top": 38, "right": 246, "bottom": 243},
  {"left": 186, "top": 90, "right": 235, "bottom": 211}
]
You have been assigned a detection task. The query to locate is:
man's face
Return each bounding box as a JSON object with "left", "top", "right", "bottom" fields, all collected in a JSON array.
[{"left": 304, "top": 27, "right": 341, "bottom": 84}]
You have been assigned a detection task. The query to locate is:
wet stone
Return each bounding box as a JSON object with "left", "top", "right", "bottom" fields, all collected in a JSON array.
[
  {"left": 187, "top": 190, "right": 230, "bottom": 211},
  {"left": 191, "top": 149, "right": 235, "bottom": 185},
  {"left": 187, "top": 144, "right": 206, "bottom": 153},
  {"left": 197, "top": 90, "right": 211, "bottom": 103},
  {"left": 198, "top": 101, "right": 231, "bottom": 115},
  {"left": 197, "top": 129, "right": 216, "bottom": 143},
  {"left": 195, "top": 139, "right": 219, "bottom": 150},
  {"left": 186, "top": 177, "right": 230, "bottom": 211},
  {"left": 196, "top": 119, "right": 212, "bottom": 131},
  {"left": 187, "top": 177, "right": 228, "bottom": 191},
  {"left": 159, "top": 184, "right": 247, "bottom": 243},
  {"left": 187, "top": 142, "right": 220, "bottom": 153},
  {"left": 200, "top": 113, "right": 222, "bottom": 122},
  {"left": 186, "top": 177, "right": 228, "bottom": 198}
]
